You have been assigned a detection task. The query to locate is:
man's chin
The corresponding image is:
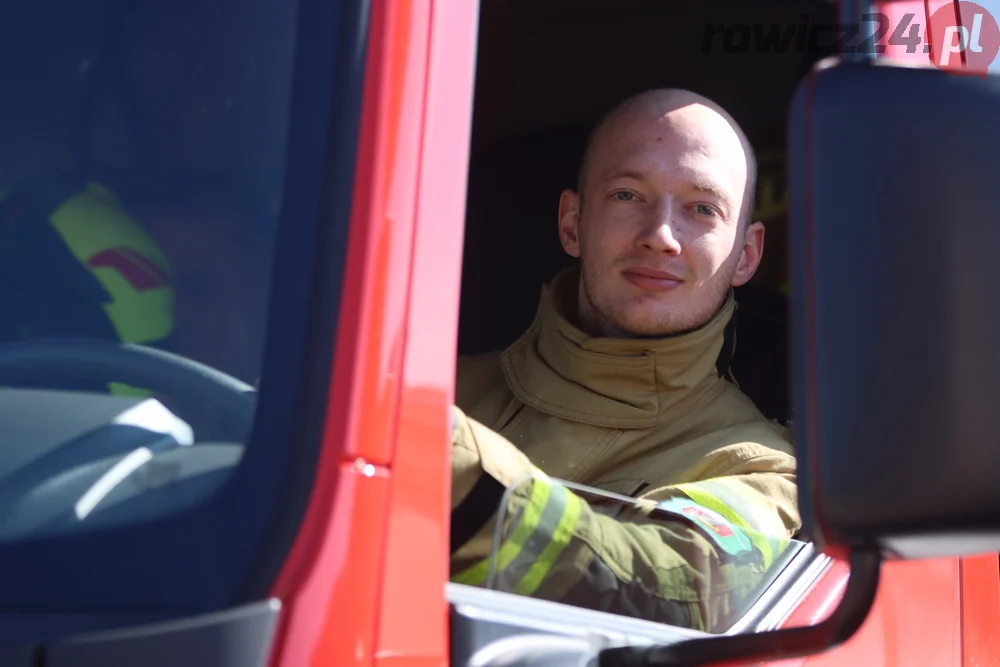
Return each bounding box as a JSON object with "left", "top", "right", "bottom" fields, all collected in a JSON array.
[{"left": 587, "top": 278, "right": 733, "bottom": 338}]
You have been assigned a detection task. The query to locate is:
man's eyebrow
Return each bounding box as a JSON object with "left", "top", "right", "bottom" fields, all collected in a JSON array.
[
  {"left": 687, "top": 177, "right": 731, "bottom": 202},
  {"left": 603, "top": 168, "right": 648, "bottom": 183}
]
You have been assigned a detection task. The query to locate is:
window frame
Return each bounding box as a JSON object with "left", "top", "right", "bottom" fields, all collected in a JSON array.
[{"left": 447, "top": 543, "right": 832, "bottom": 661}]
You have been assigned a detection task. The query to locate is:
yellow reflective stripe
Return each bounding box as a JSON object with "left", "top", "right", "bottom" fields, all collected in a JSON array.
[
  {"left": 100, "top": 290, "right": 173, "bottom": 344},
  {"left": 512, "top": 488, "right": 582, "bottom": 596},
  {"left": 451, "top": 475, "right": 551, "bottom": 586},
  {"left": 451, "top": 557, "right": 488, "bottom": 586},
  {"left": 700, "top": 477, "right": 787, "bottom": 537},
  {"left": 451, "top": 555, "right": 488, "bottom": 586},
  {"left": 672, "top": 483, "right": 749, "bottom": 529},
  {"left": 673, "top": 482, "right": 774, "bottom": 567},
  {"left": 47, "top": 182, "right": 174, "bottom": 344},
  {"left": 108, "top": 382, "right": 155, "bottom": 398}
]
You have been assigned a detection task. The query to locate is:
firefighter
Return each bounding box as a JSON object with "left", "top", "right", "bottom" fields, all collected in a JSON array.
[
  {"left": 450, "top": 89, "right": 798, "bottom": 632},
  {"left": 0, "top": 178, "right": 175, "bottom": 395}
]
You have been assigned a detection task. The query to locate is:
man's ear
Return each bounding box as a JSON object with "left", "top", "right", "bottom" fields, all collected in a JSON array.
[
  {"left": 730, "top": 220, "right": 765, "bottom": 287},
  {"left": 558, "top": 189, "right": 581, "bottom": 258}
]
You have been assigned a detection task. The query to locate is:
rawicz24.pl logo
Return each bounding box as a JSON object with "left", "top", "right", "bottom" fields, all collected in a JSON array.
[{"left": 701, "top": 2, "right": 1000, "bottom": 73}]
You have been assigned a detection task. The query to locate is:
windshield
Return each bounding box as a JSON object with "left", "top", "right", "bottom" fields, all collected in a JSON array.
[
  {"left": 0, "top": 1, "right": 289, "bottom": 383},
  {"left": 0, "top": 0, "right": 355, "bottom": 618}
]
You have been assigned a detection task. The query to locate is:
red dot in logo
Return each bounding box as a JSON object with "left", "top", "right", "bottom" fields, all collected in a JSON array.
[{"left": 928, "top": 1, "right": 1000, "bottom": 77}]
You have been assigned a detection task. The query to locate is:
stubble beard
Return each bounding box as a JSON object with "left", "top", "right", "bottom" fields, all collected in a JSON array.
[{"left": 579, "top": 257, "right": 738, "bottom": 339}]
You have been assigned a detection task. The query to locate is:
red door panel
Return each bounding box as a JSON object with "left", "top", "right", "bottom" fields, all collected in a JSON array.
[
  {"left": 960, "top": 554, "right": 1000, "bottom": 667},
  {"left": 768, "top": 558, "right": 962, "bottom": 667}
]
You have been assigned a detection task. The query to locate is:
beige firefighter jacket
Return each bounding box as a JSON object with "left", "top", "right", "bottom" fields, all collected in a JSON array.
[{"left": 450, "top": 266, "right": 799, "bottom": 631}]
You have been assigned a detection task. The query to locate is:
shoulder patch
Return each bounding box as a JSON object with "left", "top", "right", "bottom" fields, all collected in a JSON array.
[{"left": 655, "top": 497, "right": 755, "bottom": 557}]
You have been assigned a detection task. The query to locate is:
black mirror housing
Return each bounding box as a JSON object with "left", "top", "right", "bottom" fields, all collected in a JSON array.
[{"left": 789, "top": 59, "right": 1000, "bottom": 560}]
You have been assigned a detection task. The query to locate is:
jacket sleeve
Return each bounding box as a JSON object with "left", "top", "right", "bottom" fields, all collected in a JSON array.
[{"left": 449, "top": 406, "right": 799, "bottom": 633}]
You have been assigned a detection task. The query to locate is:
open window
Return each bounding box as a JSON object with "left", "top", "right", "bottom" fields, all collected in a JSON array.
[{"left": 449, "top": 0, "right": 841, "bottom": 660}]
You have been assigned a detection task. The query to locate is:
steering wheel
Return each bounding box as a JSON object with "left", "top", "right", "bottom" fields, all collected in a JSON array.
[{"left": 0, "top": 338, "right": 256, "bottom": 442}]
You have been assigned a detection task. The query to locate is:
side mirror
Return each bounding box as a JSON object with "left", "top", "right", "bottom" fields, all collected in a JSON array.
[
  {"left": 599, "top": 59, "right": 1000, "bottom": 667},
  {"left": 788, "top": 61, "right": 1000, "bottom": 560}
]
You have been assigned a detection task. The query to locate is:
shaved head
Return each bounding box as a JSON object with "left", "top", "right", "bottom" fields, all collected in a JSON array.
[
  {"left": 557, "top": 87, "right": 766, "bottom": 337},
  {"left": 577, "top": 88, "right": 758, "bottom": 230}
]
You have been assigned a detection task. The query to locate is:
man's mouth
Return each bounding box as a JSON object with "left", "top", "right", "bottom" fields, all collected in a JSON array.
[{"left": 621, "top": 267, "right": 684, "bottom": 292}]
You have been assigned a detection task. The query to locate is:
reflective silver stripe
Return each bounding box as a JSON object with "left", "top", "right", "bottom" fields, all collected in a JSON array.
[{"left": 493, "top": 480, "right": 570, "bottom": 588}]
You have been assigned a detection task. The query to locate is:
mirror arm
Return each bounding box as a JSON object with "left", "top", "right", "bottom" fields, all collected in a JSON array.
[
  {"left": 838, "top": 0, "right": 876, "bottom": 62},
  {"left": 597, "top": 549, "right": 882, "bottom": 667}
]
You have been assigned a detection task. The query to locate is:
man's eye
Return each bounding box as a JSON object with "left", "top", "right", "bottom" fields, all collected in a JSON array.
[
  {"left": 613, "top": 191, "right": 636, "bottom": 201},
  {"left": 693, "top": 204, "right": 717, "bottom": 216}
]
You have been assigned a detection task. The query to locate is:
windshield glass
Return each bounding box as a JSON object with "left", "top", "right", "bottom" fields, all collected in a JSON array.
[
  {"left": 0, "top": 0, "right": 347, "bottom": 611},
  {"left": 0, "top": 1, "right": 289, "bottom": 384},
  {"left": 0, "top": 0, "right": 290, "bottom": 538}
]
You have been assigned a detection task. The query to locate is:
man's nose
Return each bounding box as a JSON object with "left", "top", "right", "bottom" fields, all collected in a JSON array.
[{"left": 639, "top": 201, "right": 682, "bottom": 254}]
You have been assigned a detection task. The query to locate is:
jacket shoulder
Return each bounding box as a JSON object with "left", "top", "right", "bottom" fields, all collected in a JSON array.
[
  {"left": 690, "top": 420, "right": 796, "bottom": 477},
  {"left": 623, "top": 418, "right": 795, "bottom": 493}
]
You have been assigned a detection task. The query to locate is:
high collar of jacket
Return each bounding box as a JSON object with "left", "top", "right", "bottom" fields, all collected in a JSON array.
[{"left": 501, "top": 266, "right": 735, "bottom": 429}]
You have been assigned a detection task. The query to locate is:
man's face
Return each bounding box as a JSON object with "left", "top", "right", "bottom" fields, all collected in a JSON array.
[{"left": 558, "top": 100, "right": 764, "bottom": 337}]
